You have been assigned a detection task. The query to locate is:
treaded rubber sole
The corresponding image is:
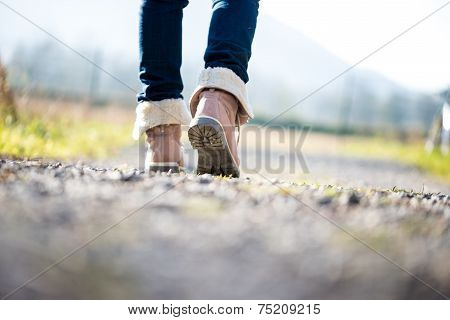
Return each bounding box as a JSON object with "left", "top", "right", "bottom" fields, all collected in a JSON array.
[{"left": 188, "top": 117, "right": 240, "bottom": 178}]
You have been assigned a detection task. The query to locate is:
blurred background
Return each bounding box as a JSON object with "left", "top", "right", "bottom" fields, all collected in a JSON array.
[
  {"left": 2, "top": 1, "right": 450, "bottom": 300},
  {"left": 0, "top": 0, "right": 449, "bottom": 180}
]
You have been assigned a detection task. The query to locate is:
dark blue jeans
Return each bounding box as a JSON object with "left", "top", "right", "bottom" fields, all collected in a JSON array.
[{"left": 138, "top": 0, "right": 259, "bottom": 102}]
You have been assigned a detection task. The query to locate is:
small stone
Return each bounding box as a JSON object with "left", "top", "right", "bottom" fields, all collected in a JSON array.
[
  {"left": 122, "top": 170, "right": 142, "bottom": 182},
  {"left": 199, "top": 174, "right": 213, "bottom": 184},
  {"left": 104, "top": 170, "right": 122, "bottom": 181},
  {"left": 347, "top": 192, "right": 360, "bottom": 205},
  {"left": 318, "top": 196, "right": 332, "bottom": 206}
]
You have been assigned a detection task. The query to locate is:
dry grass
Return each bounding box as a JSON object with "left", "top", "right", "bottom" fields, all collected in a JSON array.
[{"left": 1, "top": 98, "right": 134, "bottom": 160}]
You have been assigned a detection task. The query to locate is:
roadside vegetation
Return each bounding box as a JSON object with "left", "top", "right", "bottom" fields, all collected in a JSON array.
[
  {"left": 0, "top": 113, "right": 132, "bottom": 160},
  {"left": 341, "top": 136, "right": 450, "bottom": 182},
  {"left": 1, "top": 58, "right": 133, "bottom": 160}
]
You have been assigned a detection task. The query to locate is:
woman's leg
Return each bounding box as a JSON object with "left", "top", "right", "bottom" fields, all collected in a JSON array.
[
  {"left": 190, "top": 0, "right": 259, "bottom": 122},
  {"left": 134, "top": 0, "right": 192, "bottom": 173},
  {"left": 205, "top": 0, "right": 259, "bottom": 84},
  {"left": 134, "top": 0, "right": 191, "bottom": 140},
  {"left": 188, "top": 0, "right": 259, "bottom": 177}
]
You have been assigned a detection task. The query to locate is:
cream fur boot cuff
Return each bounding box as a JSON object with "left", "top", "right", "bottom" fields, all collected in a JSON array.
[
  {"left": 189, "top": 67, "right": 254, "bottom": 124},
  {"left": 132, "top": 98, "right": 192, "bottom": 140}
]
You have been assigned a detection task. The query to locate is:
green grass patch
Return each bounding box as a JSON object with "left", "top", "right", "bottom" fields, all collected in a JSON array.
[
  {"left": 0, "top": 113, "right": 132, "bottom": 160},
  {"left": 342, "top": 137, "right": 450, "bottom": 182}
]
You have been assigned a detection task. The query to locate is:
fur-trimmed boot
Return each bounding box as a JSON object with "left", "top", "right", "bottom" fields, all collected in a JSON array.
[
  {"left": 188, "top": 68, "right": 253, "bottom": 178},
  {"left": 133, "top": 99, "right": 191, "bottom": 173},
  {"left": 146, "top": 124, "right": 183, "bottom": 173},
  {"left": 188, "top": 88, "right": 240, "bottom": 177}
]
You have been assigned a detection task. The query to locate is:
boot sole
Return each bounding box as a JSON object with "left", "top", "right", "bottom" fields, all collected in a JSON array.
[
  {"left": 188, "top": 117, "right": 240, "bottom": 178},
  {"left": 148, "top": 163, "right": 180, "bottom": 174},
  {"left": 145, "top": 150, "right": 180, "bottom": 173}
]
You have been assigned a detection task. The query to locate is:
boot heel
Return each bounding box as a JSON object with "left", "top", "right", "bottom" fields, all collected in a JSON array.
[
  {"left": 188, "top": 117, "right": 226, "bottom": 150},
  {"left": 188, "top": 117, "right": 239, "bottom": 177}
]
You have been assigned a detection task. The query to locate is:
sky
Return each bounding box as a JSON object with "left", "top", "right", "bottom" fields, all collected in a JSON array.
[
  {"left": 262, "top": 0, "right": 450, "bottom": 92},
  {"left": 0, "top": 0, "right": 448, "bottom": 93}
]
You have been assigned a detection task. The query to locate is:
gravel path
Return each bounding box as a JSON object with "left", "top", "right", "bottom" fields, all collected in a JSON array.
[
  {"left": 112, "top": 143, "right": 450, "bottom": 193},
  {"left": 0, "top": 156, "right": 449, "bottom": 299}
]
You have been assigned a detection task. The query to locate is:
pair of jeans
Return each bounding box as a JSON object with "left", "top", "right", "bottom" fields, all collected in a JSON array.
[{"left": 137, "top": 0, "right": 259, "bottom": 102}]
